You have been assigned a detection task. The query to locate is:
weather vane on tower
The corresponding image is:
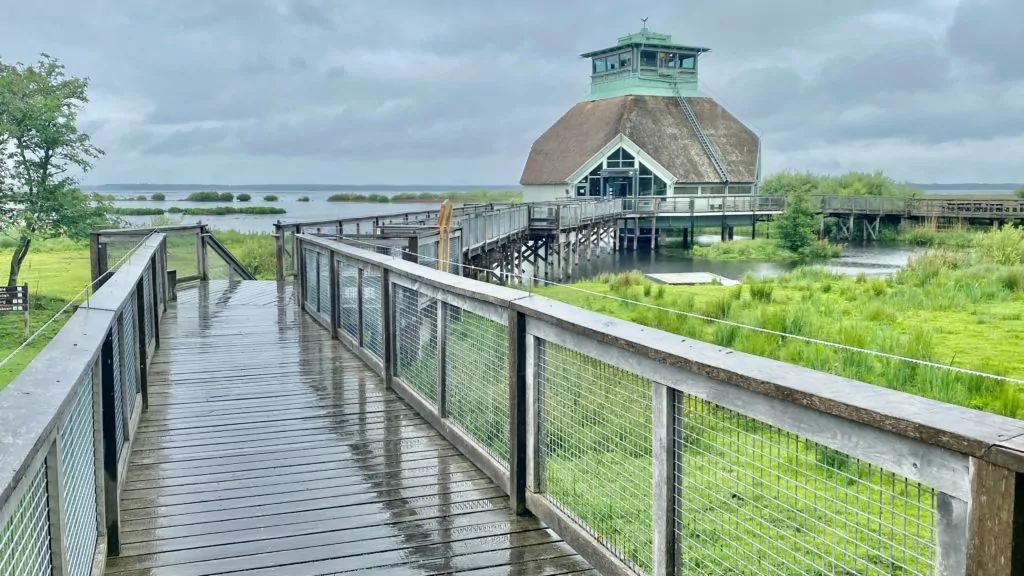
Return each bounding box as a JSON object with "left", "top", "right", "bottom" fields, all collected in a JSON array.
[{"left": 641, "top": 17, "right": 649, "bottom": 30}]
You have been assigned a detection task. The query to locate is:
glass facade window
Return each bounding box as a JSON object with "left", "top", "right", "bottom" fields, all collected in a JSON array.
[
  {"left": 640, "top": 50, "right": 658, "bottom": 67},
  {"left": 606, "top": 148, "right": 635, "bottom": 169},
  {"left": 577, "top": 152, "right": 667, "bottom": 198},
  {"left": 682, "top": 56, "right": 696, "bottom": 69},
  {"left": 592, "top": 52, "right": 632, "bottom": 75}
]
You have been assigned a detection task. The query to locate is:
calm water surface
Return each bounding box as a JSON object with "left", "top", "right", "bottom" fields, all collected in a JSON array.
[{"left": 114, "top": 189, "right": 920, "bottom": 280}]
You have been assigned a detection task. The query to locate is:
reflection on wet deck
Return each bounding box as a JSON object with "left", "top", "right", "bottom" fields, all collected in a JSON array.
[{"left": 105, "top": 281, "right": 594, "bottom": 576}]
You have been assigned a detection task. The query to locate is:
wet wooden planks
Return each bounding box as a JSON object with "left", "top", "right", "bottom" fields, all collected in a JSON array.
[{"left": 106, "top": 281, "right": 593, "bottom": 576}]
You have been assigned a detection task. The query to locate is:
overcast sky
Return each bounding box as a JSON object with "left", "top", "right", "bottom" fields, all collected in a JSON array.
[{"left": 2, "top": 0, "right": 1021, "bottom": 185}]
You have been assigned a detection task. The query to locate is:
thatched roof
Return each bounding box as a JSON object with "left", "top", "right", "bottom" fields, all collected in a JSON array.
[{"left": 520, "top": 95, "right": 758, "bottom": 185}]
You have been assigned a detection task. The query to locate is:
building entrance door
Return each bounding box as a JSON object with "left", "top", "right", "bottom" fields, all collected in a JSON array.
[{"left": 605, "top": 177, "right": 632, "bottom": 198}]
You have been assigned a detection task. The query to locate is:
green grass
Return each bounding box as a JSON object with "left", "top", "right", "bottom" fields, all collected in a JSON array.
[
  {"left": 0, "top": 238, "right": 93, "bottom": 388},
  {"left": 686, "top": 238, "right": 841, "bottom": 261},
  {"left": 537, "top": 262, "right": 1024, "bottom": 417}
]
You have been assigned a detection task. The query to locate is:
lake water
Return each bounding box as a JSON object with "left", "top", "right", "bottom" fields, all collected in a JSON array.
[
  {"left": 114, "top": 190, "right": 448, "bottom": 232},
  {"left": 540, "top": 242, "right": 918, "bottom": 284},
  {"left": 111, "top": 189, "right": 920, "bottom": 280}
]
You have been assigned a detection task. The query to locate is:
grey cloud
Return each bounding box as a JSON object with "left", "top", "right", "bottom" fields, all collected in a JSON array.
[
  {"left": 948, "top": 0, "right": 1024, "bottom": 80},
  {"left": 2, "top": 0, "right": 1022, "bottom": 184}
]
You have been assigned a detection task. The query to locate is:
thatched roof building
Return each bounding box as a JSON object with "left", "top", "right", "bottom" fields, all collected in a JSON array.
[{"left": 520, "top": 27, "right": 760, "bottom": 202}]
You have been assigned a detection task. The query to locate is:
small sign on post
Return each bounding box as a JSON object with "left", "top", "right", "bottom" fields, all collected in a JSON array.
[{"left": 0, "top": 284, "right": 30, "bottom": 337}]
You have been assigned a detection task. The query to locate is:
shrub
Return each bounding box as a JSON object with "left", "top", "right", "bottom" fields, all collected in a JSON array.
[
  {"left": 776, "top": 189, "right": 817, "bottom": 253},
  {"left": 978, "top": 224, "right": 1024, "bottom": 266},
  {"left": 134, "top": 195, "right": 147, "bottom": 201},
  {"left": 263, "top": 194, "right": 279, "bottom": 202},
  {"left": 186, "top": 191, "right": 234, "bottom": 202},
  {"left": 107, "top": 207, "right": 165, "bottom": 216},
  {"left": 150, "top": 192, "right": 166, "bottom": 201},
  {"left": 297, "top": 196, "right": 311, "bottom": 202},
  {"left": 167, "top": 206, "right": 183, "bottom": 214},
  {"left": 236, "top": 193, "right": 252, "bottom": 202}
]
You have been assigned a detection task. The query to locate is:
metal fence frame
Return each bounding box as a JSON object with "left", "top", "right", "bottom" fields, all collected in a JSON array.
[
  {"left": 0, "top": 236, "right": 168, "bottom": 576},
  {"left": 295, "top": 232, "right": 1024, "bottom": 576}
]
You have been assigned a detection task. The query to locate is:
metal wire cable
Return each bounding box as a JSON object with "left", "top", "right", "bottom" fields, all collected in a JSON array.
[
  {"left": 0, "top": 233, "right": 154, "bottom": 370},
  {"left": 336, "top": 236, "right": 1024, "bottom": 386}
]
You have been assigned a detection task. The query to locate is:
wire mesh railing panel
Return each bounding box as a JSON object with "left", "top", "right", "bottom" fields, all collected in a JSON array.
[
  {"left": 538, "top": 340, "right": 653, "bottom": 574},
  {"left": 303, "top": 247, "right": 318, "bottom": 310},
  {"left": 674, "top": 394, "right": 937, "bottom": 576},
  {"left": 204, "top": 241, "right": 234, "bottom": 281},
  {"left": 59, "top": 374, "right": 99, "bottom": 576},
  {"left": 418, "top": 240, "right": 438, "bottom": 268},
  {"left": 112, "top": 321, "right": 125, "bottom": 457},
  {"left": 0, "top": 464, "right": 51, "bottom": 576},
  {"left": 361, "top": 266, "right": 384, "bottom": 360},
  {"left": 448, "top": 236, "right": 461, "bottom": 276},
  {"left": 338, "top": 259, "right": 358, "bottom": 339},
  {"left": 122, "top": 303, "right": 138, "bottom": 416},
  {"left": 444, "top": 306, "right": 509, "bottom": 466},
  {"left": 317, "top": 252, "right": 331, "bottom": 322},
  {"left": 394, "top": 285, "right": 439, "bottom": 405},
  {"left": 142, "top": 266, "right": 154, "bottom": 350},
  {"left": 164, "top": 230, "right": 200, "bottom": 278},
  {"left": 283, "top": 231, "right": 295, "bottom": 276},
  {"left": 100, "top": 235, "right": 146, "bottom": 273}
]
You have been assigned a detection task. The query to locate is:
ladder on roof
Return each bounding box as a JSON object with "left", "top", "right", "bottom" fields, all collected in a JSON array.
[{"left": 676, "top": 86, "right": 730, "bottom": 185}]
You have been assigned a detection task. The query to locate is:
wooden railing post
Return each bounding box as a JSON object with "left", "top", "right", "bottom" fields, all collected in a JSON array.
[
  {"left": 135, "top": 281, "right": 150, "bottom": 410},
  {"left": 45, "top": 438, "right": 69, "bottom": 576},
  {"left": 328, "top": 254, "right": 339, "bottom": 338},
  {"left": 508, "top": 309, "right": 528, "bottom": 515},
  {"left": 381, "top": 268, "right": 394, "bottom": 390},
  {"left": 652, "top": 383, "right": 675, "bottom": 576},
  {"left": 274, "top": 225, "right": 285, "bottom": 282},
  {"left": 99, "top": 329, "right": 120, "bottom": 556},
  {"left": 436, "top": 301, "right": 448, "bottom": 419},
  {"left": 964, "top": 458, "right": 1024, "bottom": 575},
  {"left": 196, "top": 226, "right": 209, "bottom": 281}
]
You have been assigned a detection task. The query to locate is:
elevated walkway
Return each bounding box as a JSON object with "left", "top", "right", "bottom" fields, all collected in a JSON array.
[
  {"left": 4, "top": 229, "right": 1024, "bottom": 576},
  {"left": 105, "top": 281, "right": 590, "bottom": 575}
]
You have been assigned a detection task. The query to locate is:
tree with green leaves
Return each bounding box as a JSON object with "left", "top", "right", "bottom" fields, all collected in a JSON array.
[
  {"left": 776, "top": 188, "right": 817, "bottom": 253},
  {"left": 1014, "top": 185, "right": 1024, "bottom": 199},
  {"left": 0, "top": 54, "right": 106, "bottom": 286}
]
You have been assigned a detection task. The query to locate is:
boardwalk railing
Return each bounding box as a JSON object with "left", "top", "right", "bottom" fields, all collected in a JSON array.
[
  {"left": 297, "top": 232, "right": 1024, "bottom": 576},
  {"left": 820, "top": 195, "right": 1024, "bottom": 218},
  {"left": 90, "top": 224, "right": 253, "bottom": 285},
  {"left": 623, "top": 195, "right": 788, "bottom": 215},
  {"left": 0, "top": 235, "right": 168, "bottom": 576}
]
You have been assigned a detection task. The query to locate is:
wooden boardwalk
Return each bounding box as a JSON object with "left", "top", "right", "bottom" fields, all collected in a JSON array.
[{"left": 105, "top": 281, "right": 593, "bottom": 576}]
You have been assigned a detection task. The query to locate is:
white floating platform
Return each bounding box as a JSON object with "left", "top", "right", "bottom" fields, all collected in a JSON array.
[{"left": 646, "top": 272, "right": 741, "bottom": 286}]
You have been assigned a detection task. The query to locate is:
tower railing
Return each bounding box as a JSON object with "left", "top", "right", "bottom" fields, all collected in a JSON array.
[{"left": 294, "top": 232, "right": 1024, "bottom": 576}]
